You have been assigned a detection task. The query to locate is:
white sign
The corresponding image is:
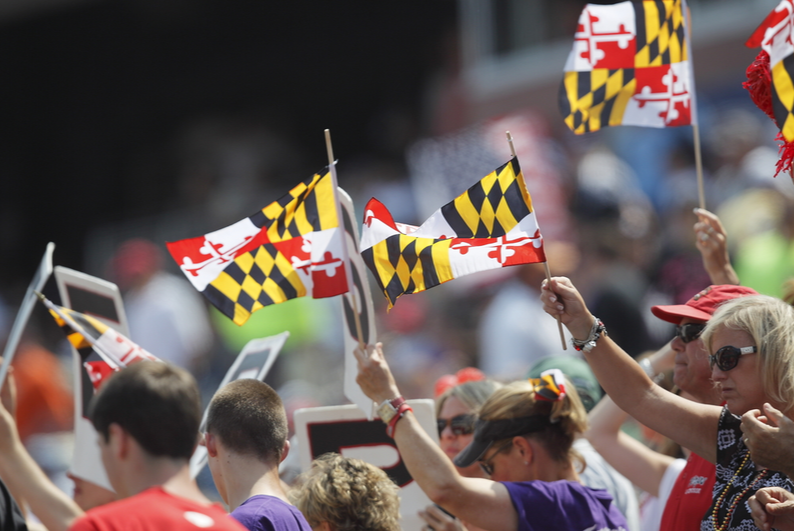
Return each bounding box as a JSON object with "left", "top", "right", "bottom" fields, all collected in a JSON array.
[
  {"left": 0, "top": 242, "right": 55, "bottom": 390},
  {"left": 189, "top": 332, "right": 289, "bottom": 479},
  {"left": 54, "top": 266, "right": 129, "bottom": 493},
  {"left": 337, "top": 188, "right": 378, "bottom": 418}
]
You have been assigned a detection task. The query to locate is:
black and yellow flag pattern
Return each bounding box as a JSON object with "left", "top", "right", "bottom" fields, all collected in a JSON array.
[
  {"left": 205, "top": 242, "right": 308, "bottom": 325},
  {"left": 361, "top": 158, "right": 546, "bottom": 308},
  {"left": 772, "top": 52, "right": 794, "bottom": 142},
  {"left": 560, "top": 0, "right": 692, "bottom": 134},
  {"left": 168, "top": 168, "right": 348, "bottom": 327},
  {"left": 634, "top": 0, "right": 687, "bottom": 67}
]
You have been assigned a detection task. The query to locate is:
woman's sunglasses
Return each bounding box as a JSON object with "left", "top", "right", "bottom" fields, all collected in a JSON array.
[
  {"left": 437, "top": 414, "right": 475, "bottom": 437},
  {"left": 674, "top": 323, "right": 706, "bottom": 344},
  {"left": 478, "top": 440, "right": 513, "bottom": 476},
  {"left": 709, "top": 345, "right": 757, "bottom": 371}
]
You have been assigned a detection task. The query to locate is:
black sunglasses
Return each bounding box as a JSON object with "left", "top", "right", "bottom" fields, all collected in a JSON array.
[
  {"left": 674, "top": 323, "right": 706, "bottom": 344},
  {"left": 709, "top": 345, "right": 757, "bottom": 372},
  {"left": 478, "top": 440, "right": 513, "bottom": 476},
  {"left": 437, "top": 414, "right": 476, "bottom": 437}
]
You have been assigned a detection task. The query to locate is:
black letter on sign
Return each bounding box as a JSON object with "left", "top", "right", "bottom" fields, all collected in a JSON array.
[{"left": 307, "top": 419, "right": 412, "bottom": 487}]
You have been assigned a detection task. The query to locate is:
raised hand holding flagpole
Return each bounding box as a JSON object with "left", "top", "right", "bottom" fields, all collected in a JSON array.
[
  {"left": 506, "top": 131, "right": 567, "bottom": 351},
  {"left": 325, "top": 129, "right": 365, "bottom": 350}
]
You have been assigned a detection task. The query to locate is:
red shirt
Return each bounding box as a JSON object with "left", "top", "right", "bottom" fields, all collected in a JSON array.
[
  {"left": 70, "top": 487, "right": 246, "bottom": 531},
  {"left": 659, "top": 452, "right": 716, "bottom": 531}
]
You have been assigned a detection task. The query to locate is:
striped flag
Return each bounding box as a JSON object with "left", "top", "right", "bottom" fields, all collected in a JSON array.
[
  {"left": 43, "top": 301, "right": 159, "bottom": 398},
  {"left": 747, "top": 0, "right": 793, "bottom": 142},
  {"left": 559, "top": 0, "right": 694, "bottom": 133},
  {"left": 360, "top": 157, "right": 545, "bottom": 308},
  {"left": 167, "top": 169, "right": 349, "bottom": 325}
]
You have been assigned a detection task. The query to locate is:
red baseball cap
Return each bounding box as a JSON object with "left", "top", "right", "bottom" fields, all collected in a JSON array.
[{"left": 651, "top": 285, "right": 759, "bottom": 324}]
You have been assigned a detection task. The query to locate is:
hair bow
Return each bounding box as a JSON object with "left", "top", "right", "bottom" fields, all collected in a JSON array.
[{"left": 529, "top": 369, "right": 567, "bottom": 402}]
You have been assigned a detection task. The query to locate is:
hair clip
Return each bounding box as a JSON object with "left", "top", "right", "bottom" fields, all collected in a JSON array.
[{"left": 529, "top": 369, "right": 567, "bottom": 402}]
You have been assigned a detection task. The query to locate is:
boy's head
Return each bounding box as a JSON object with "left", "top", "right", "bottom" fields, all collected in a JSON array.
[
  {"left": 206, "top": 379, "right": 288, "bottom": 464},
  {"left": 89, "top": 361, "right": 202, "bottom": 461}
]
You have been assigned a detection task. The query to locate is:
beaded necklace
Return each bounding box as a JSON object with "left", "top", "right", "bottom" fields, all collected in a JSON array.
[{"left": 710, "top": 450, "right": 768, "bottom": 531}]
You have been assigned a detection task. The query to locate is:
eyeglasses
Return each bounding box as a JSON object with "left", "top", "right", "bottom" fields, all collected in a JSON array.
[
  {"left": 437, "top": 414, "right": 475, "bottom": 437},
  {"left": 478, "top": 440, "right": 513, "bottom": 476},
  {"left": 674, "top": 323, "right": 706, "bottom": 344},
  {"left": 709, "top": 345, "right": 757, "bottom": 371}
]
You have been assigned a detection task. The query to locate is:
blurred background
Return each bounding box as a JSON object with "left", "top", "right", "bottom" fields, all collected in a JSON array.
[{"left": 0, "top": 0, "right": 791, "bottom": 499}]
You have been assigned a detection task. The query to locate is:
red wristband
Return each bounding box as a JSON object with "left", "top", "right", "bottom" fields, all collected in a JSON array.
[{"left": 386, "top": 403, "right": 412, "bottom": 438}]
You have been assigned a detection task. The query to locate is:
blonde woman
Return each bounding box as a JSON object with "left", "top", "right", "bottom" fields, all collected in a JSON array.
[
  {"left": 542, "top": 279, "right": 793, "bottom": 531},
  {"left": 356, "top": 344, "right": 627, "bottom": 531}
]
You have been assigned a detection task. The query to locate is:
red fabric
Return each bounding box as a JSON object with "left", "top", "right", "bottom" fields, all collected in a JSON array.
[
  {"left": 69, "top": 487, "right": 245, "bottom": 531},
  {"left": 659, "top": 452, "right": 716, "bottom": 531}
]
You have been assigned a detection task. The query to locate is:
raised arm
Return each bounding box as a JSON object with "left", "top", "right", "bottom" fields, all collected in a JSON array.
[
  {"left": 540, "top": 277, "right": 721, "bottom": 463},
  {"left": 693, "top": 208, "right": 740, "bottom": 286},
  {"left": 586, "top": 345, "right": 678, "bottom": 496},
  {"left": 355, "top": 343, "right": 517, "bottom": 531},
  {"left": 0, "top": 371, "right": 84, "bottom": 531}
]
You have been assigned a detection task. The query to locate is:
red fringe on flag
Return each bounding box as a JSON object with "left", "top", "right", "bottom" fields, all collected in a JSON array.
[
  {"left": 743, "top": 50, "right": 793, "bottom": 180},
  {"left": 743, "top": 50, "right": 775, "bottom": 121},
  {"left": 775, "top": 132, "right": 794, "bottom": 179}
]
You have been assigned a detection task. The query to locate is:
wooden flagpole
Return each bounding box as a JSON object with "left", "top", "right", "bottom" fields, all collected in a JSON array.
[
  {"left": 682, "top": 0, "right": 706, "bottom": 210},
  {"left": 325, "top": 129, "right": 366, "bottom": 350},
  {"left": 506, "top": 131, "right": 567, "bottom": 351}
]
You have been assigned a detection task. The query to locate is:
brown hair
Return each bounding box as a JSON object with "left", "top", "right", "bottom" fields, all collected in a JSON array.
[
  {"left": 206, "top": 379, "right": 288, "bottom": 463},
  {"left": 89, "top": 361, "right": 201, "bottom": 460}
]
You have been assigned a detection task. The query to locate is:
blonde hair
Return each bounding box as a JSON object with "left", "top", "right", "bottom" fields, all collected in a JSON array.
[
  {"left": 435, "top": 379, "right": 503, "bottom": 417},
  {"left": 702, "top": 294, "right": 794, "bottom": 413},
  {"left": 477, "top": 377, "right": 588, "bottom": 465},
  {"left": 290, "top": 453, "right": 400, "bottom": 531}
]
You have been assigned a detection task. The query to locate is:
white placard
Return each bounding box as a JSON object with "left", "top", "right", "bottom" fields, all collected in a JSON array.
[
  {"left": 294, "top": 400, "right": 438, "bottom": 531},
  {"left": 189, "top": 332, "right": 289, "bottom": 479},
  {"left": 0, "top": 242, "right": 55, "bottom": 390},
  {"left": 54, "top": 267, "right": 128, "bottom": 492},
  {"left": 337, "top": 188, "right": 377, "bottom": 417}
]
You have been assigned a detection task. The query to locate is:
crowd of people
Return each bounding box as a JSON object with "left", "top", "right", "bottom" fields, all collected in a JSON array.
[{"left": 0, "top": 199, "right": 790, "bottom": 531}]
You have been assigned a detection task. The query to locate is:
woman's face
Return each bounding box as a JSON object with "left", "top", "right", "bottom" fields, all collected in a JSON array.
[
  {"left": 709, "top": 325, "right": 768, "bottom": 415},
  {"left": 438, "top": 396, "right": 481, "bottom": 477}
]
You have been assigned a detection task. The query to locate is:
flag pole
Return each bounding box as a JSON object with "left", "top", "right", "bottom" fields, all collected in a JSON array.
[
  {"left": 682, "top": 0, "right": 706, "bottom": 210},
  {"left": 34, "top": 292, "right": 121, "bottom": 368},
  {"left": 325, "top": 129, "right": 365, "bottom": 350},
  {"left": 506, "top": 132, "right": 567, "bottom": 351}
]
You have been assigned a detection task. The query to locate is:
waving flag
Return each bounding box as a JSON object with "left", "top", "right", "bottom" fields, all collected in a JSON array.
[
  {"left": 746, "top": 0, "right": 793, "bottom": 143},
  {"left": 360, "top": 157, "right": 545, "bottom": 308},
  {"left": 167, "top": 169, "right": 349, "bottom": 325},
  {"left": 560, "top": 0, "right": 694, "bottom": 133}
]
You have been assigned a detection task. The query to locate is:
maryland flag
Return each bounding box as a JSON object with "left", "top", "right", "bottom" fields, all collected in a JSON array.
[
  {"left": 360, "top": 157, "right": 545, "bottom": 308},
  {"left": 167, "top": 169, "right": 348, "bottom": 325},
  {"left": 746, "top": 0, "right": 793, "bottom": 143},
  {"left": 560, "top": 0, "right": 694, "bottom": 133},
  {"left": 43, "top": 300, "right": 159, "bottom": 400}
]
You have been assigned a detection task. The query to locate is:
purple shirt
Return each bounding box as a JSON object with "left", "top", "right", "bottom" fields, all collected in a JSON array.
[
  {"left": 503, "top": 480, "right": 628, "bottom": 531},
  {"left": 230, "top": 496, "right": 311, "bottom": 531}
]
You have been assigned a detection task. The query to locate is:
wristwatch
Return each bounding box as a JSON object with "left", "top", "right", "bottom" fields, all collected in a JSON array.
[{"left": 377, "top": 396, "right": 407, "bottom": 423}]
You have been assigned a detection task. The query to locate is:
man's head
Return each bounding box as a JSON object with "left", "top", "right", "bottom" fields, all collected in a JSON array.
[
  {"left": 205, "top": 379, "right": 288, "bottom": 464},
  {"left": 651, "top": 285, "right": 758, "bottom": 401},
  {"left": 89, "top": 361, "right": 202, "bottom": 493}
]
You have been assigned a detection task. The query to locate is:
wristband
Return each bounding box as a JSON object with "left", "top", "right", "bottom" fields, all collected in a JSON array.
[
  {"left": 386, "top": 403, "right": 412, "bottom": 438},
  {"left": 571, "top": 316, "right": 607, "bottom": 353}
]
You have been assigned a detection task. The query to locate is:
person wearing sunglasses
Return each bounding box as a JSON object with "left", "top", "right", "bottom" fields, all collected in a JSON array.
[
  {"left": 355, "top": 344, "right": 628, "bottom": 531},
  {"left": 420, "top": 379, "right": 501, "bottom": 531},
  {"left": 541, "top": 277, "right": 793, "bottom": 531}
]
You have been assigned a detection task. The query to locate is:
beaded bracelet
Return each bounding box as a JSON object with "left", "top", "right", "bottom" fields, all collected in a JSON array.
[{"left": 571, "top": 316, "right": 606, "bottom": 353}]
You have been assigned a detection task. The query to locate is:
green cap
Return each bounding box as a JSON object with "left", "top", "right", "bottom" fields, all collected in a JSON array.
[{"left": 527, "top": 356, "right": 602, "bottom": 412}]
